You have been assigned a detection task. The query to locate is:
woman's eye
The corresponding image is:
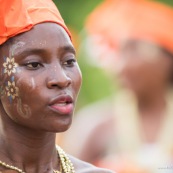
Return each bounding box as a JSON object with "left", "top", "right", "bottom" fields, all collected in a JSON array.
[
  {"left": 25, "top": 62, "right": 42, "bottom": 69},
  {"left": 63, "top": 59, "right": 76, "bottom": 67}
]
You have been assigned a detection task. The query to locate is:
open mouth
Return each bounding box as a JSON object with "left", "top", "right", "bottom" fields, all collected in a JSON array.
[
  {"left": 53, "top": 100, "right": 72, "bottom": 106},
  {"left": 49, "top": 95, "right": 73, "bottom": 115}
]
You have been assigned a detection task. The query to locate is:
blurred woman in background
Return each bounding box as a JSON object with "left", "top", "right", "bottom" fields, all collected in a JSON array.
[{"left": 62, "top": 0, "right": 173, "bottom": 172}]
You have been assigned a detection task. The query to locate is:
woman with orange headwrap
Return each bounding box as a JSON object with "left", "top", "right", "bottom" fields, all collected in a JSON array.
[
  {"left": 62, "top": 0, "right": 173, "bottom": 173},
  {"left": 0, "top": 0, "right": 114, "bottom": 172}
]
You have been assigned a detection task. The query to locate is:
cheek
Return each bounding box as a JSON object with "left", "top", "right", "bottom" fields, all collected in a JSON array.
[
  {"left": 1, "top": 97, "right": 32, "bottom": 121},
  {"left": 116, "top": 62, "right": 147, "bottom": 88},
  {"left": 118, "top": 64, "right": 137, "bottom": 80},
  {"left": 1, "top": 91, "right": 32, "bottom": 121},
  {"left": 16, "top": 76, "right": 38, "bottom": 94},
  {"left": 71, "top": 67, "right": 82, "bottom": 95},
  {"left": 0, "top": 57, "right": 42, "bottom": 120},
  {"left": 128, "top": 61, "right": 150, "bottom": 78},
  {"left": 16, "top": 76, "right": 39, "bottom": 102},
  {"left": 16, "top": 99, "right": 32, "bottom": 119},
  {"left": 140, "top": 63, "right": 158, "bottom": 80},
  {"left": 4, "top": 76, "right": 41, "bottom": 119},
  {"left": 0, "top": 73, "right": 20, "bottom": 110}
]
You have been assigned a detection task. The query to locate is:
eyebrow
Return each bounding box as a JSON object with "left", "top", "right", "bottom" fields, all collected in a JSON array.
[
  {"left": 14, "top": 45, "right": 76, "bottom": 59},
  {"left": 14, "top": 48, "right": 48, "bottom": 59},
  {"left": 60, "top": 45, "right": 76, "bottom": 56}
]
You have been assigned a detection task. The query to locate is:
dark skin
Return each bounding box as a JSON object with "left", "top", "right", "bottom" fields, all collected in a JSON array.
[
  {"left": 0, "top": 22, "right": 81, "bottom": 172},
  {"left": 0, "top": 23, "right": 113, "bottom": 173},
  {"left": 0, "top": 23, "right": 101, "bottom": 173}
]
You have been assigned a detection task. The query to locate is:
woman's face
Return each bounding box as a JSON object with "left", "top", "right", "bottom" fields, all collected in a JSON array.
[
  {"left": 115, "top": 40, "right": 173, "bottom": 95},
  {"left": 0, "top": 23, "right": 82, "bottom": 132}
]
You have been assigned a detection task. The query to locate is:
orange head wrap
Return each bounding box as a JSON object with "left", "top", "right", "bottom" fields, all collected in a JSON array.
[
  {"left": 0, "top": 0, "right": 71, "bottom": 45},
  {"left": 86, "top": 0, "right": 173, "bottom": 54}
]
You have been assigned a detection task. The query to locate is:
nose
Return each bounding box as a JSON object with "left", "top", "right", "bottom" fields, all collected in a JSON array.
[{"left": 47, "top": 65, "right": 72, "bottom": 89}]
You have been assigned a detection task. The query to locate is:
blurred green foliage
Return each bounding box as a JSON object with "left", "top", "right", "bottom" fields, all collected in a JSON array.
[
  {"left": 157, "top": 0, "right": 173, "bottom": 6},
  {"left": 55, "top": 0, "right": 173, "bottom": 31},
  {"left": 55, "top": 0, "right": 103, "bottom": 31},
  {"left": 55, "top": 0, "right": 173, "bottom": 109}
]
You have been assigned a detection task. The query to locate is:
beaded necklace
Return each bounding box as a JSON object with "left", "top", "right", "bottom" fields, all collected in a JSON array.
[{"left": 0, "top": 145, "right": 75, "bottom": 173}]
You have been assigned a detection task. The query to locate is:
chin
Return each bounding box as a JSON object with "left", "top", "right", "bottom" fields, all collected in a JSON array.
[
  {"left": 53, "top": 119, "right": 72, "bottom": 133},
  {"left": 47, "top": 125, "right": 70, "bottom": 133},
  {"left": 58, "top": 124, "right": 71, "bottom": 132}
]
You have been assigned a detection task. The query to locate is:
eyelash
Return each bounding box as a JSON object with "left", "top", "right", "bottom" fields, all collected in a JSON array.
[
  {"left": 25, "top": 62, "right": 43, "bottom": 70},
  {"left": 63, "top": 59, "right": 76, "bottom": 67},
  {"left": 23, "top": 58, "right": 76, "bottom": 70}
]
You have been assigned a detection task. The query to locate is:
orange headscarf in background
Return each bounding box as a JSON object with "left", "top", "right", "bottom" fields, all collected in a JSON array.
[
  {"left": 0, "top": 0, "right": 71, "bottom": 45},
  {"left": 86, "top": 0, "right": 173, "bottom": 54}
]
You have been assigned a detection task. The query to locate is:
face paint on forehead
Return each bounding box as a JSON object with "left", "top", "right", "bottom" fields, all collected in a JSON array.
[{"left": 9, "top": 41, "right": 25, "bottom": 57}]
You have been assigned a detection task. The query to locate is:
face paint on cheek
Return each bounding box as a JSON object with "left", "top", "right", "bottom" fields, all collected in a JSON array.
[
  {"left": 17, "top": 77, "right": 36, "bottom": 91},
  {"left": 5, "top": 76, "right": 19, "bottom": 103},
  {"left": 31, "top": 77, "right": 36, "bottom": 89},
  {"left": 0, "top": 85, "right": 5, "bottom": 98},
  {"left": 3, "top": 56, "right": 18, "bottom": 76},
  {"left": 3, "top": 42, "right": 24, "bottom": 76},
  {"left": 2, "top": 56, "right": 19, "bottom": 103},
  {"left": 16, "top": 98, "right": 32, "bottom": 118},
  {"left": 13, "top": 78, "right": 32, "bottom": 118},
  {"left": 15, "top": 77, "right": 36, "bottom": 119},
  {"left": 1, "top": 43, "right": 25, "bottom": 103}
]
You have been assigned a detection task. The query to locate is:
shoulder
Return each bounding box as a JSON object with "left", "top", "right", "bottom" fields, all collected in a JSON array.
[{"left": 69, "top": 155, "right": 115, "bottom": 173}]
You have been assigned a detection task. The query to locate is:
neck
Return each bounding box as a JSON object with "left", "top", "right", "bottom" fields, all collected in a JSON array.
[
  {"left": 136, "top": 88, "right": 167, "bottom": 143},
  {"left": 136, "top": 88, "right": 167, "bottom": 111},
  {"left": 0, "top": 119, "right": 59, "bottom": 172}
]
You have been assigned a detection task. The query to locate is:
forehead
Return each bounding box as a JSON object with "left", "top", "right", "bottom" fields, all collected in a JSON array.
[
  {"left": 1, "top": 23, "right": 73, "bottom": 57},
  {"left": 120, "top": 39, "right": 158, "bottom": 51},
  {"left": 119, "top": 39, "right": 163, "bottom": 58}
]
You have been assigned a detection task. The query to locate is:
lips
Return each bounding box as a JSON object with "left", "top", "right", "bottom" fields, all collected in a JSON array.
[{"left": 49, "top": 95, "right": 74, "bottom": 115}]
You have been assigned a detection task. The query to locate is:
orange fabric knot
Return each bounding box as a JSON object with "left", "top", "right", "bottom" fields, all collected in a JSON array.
[{"left": 0, "top": 0, "right": 71, "bottom": 45}]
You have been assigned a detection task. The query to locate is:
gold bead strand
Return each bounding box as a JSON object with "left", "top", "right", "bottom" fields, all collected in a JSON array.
[
  {"left": 56, "top": 146, "right": 75, "bottom": 173},
  {"left": 0, "top": 160, "right": 25, "bottom": 173},
  {"left": 0, "top": 146, "right": 75, "bottom": 173},
  {"left": 53, "top": 170, "right": 61, "bottom": 173},
  {"left": 0, "top": 160, "right": 61, "bottom": 173}
]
